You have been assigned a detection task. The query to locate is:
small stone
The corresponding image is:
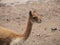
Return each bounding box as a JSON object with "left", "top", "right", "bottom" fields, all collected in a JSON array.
[
  {"left": 33, "top": 40, "right": 35, "bottom": 42},
  {"left": 16, "top": 17, "right": 20, "bottom": 19},
  {"left": 51, "top": 28, "right": 57, "bottom": 32},
  {"left": 59, "top": 29, "right": 60, "bottom": 31},
  {"left": 44, "top": 28, "right": 47, "bottom": 31},
  {"left": 36, "top": 34, "right": 40, "bottom": 37},
  {"left": 7, "top": 19, "right": 9, "bottom": 21}
]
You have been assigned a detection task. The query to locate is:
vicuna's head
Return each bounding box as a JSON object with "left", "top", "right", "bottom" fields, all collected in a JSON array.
[{"left": 29, "top": 10, "right": 41, "bottom": 23}]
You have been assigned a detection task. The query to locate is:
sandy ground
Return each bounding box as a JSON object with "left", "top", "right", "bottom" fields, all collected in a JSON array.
[{"left": 0, "top": 0, "right": 60, "bottom": 45}]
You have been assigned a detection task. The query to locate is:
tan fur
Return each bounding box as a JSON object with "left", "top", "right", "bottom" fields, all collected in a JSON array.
[
  {"left": 0, "top": 10, "right": 41, "bottom": 45},
  {"left": 0, "top": 26, "right": 23, "bottom": 38}
]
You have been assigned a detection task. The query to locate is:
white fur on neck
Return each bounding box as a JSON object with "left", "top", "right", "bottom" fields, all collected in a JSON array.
[{"left": 10, "top": 38, "right": 24, "bottom": 45}]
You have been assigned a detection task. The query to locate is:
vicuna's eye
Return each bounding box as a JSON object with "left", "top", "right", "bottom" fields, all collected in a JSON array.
[
  {"left": 33, "top": 17, "right": 38, "bottom": 21},
  {"left": 33, "top": 17, "right": 38, "bottom": 19}
]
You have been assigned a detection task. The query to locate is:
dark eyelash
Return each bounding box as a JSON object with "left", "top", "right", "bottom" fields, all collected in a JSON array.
[{"left": 33, "top": 17, "right": 37, "bottom": 19}]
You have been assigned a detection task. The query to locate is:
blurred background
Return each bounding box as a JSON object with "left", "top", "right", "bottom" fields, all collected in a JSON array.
[{"left": 0, "top": 0, "right": 60, "bottom": 45}]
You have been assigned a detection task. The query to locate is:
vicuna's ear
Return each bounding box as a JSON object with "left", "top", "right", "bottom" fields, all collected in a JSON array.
[{"left": 29, "top": 11, "right": 32, "bottom": 16}]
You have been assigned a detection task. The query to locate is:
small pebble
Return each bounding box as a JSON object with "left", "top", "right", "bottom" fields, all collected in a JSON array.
[
  {"left": 36, "top": 34, "right": 40, "bottom": 37},
  {"left": 7, "top": 19, "right": 9, "bottom": 21},
  {"left": 59, "top": 29, "right": 60, "bottom": 31},
  {"left": 51, "top": 28, "right": 57, "bottom": 32}
]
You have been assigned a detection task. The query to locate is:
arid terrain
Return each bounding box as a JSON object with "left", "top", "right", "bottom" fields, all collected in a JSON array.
[{"left": 0, "top": 0, "right": 60, "bottom": 45}]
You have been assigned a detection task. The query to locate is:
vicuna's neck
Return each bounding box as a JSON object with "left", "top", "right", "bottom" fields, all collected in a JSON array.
[{"left": 23, "top": 16, "right": 33, "bottom": 40}]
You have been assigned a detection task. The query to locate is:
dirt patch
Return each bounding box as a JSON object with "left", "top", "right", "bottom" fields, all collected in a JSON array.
[{"left": 0, "top": 0, "right": 60, "bottom": 45}]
